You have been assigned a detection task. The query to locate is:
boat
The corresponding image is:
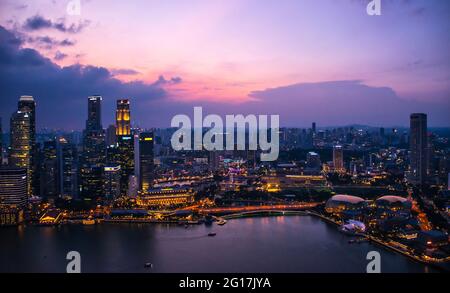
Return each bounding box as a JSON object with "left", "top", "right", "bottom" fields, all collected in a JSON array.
[
  {"left": 82, "top": 219, "right": 96, "bottom": 225},
  {"left": 208, "top": 232, "right": 217, "bottom": 237},
  {"left": 217, "top": 219, "right": 227, "bottom": 226}
]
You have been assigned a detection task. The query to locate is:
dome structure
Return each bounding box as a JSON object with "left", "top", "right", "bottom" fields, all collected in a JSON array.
[
  {"left": 325, "top": 194, "right": 366, "bottom": 214},
  {"left": 376, "top": 195, "right": 411, "bottom": 209}
]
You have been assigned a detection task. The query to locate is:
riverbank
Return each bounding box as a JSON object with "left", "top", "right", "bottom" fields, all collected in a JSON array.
[{"left": 307, "top": 211, "right": 449, "bottom": 272}]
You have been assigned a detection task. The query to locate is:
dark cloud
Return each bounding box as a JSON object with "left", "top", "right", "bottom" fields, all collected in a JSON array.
[
  {"left": 153, "top": 75, "right": 183, "bottom": 86},
  {"left": 23, "top": 15, "right": 90, "bottom": 34},
  {"left": 27, "top": 36, "right": 76, "bottom": 49},
  {"left": 246, "top": 81, "right": 450, "bottom": 127},
  {"left": 0, "top": 25, "right": 447, "bottom": 130},
  {"left": 111, "top": 68, "right": 140, "bottom": 76},
  {"left": 54, "top": 51, "right": 67, "bottom": 61},
  {"left": 0, "top": 25, "right": 171, "bottom": 130}
]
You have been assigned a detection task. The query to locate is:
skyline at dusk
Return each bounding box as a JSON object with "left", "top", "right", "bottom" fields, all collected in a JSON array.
[
  {"left": 1, "top": 0, "right": 450, "bottom": 280},
  {"left": 0, "top": 0, "right": 449, "bottom": 130}
]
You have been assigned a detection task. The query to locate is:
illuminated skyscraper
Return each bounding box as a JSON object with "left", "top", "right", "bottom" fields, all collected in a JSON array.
[
  {"left": 40, "top": 140, "right": 57, "bottom": 198},
  {"left": 0, "top": 168, "right": 28, "bottom": 208},
  {"left": 80, "top": 96, "right": 106, "bottom": 199},
  {"left": 116, "top": 99, "right": 134, "bottom": 195},
  {"left": 116, "top": 100, "right": 131, "bottom": 136},
  {"left": 103, "top": 165, "right": 121, "bottom": 200},
  {"left": 139, "top": 132, "right": 154, "bottom": 191},
  {"left": 9, "top": 111, "right": 32, "bottom": 195},
  {"left": 86, "top": 95, "right": 102, "bottom": 131},
  {"left": 0, "top": 117, "right": 3, "bottom": 164},
  {"left": 410, "top": 113, "right": 427, "bottom": 185},
  {"left": 57, "top": 137, "right": 77, "bottom": 198},
  {"left": 333, "top": 145, "right": 344, "bottom": 172},
  {"left": 17, "top": 96, "right": 38, "bottom": 195}
]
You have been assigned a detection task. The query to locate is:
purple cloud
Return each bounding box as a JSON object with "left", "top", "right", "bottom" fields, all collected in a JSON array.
[{"left": 23, "top": 15, "right": 90, "bottom": 34}]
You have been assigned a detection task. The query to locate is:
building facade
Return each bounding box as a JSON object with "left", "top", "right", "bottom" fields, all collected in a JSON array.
[
  {"left": 139, "top": 132, "right": 154, "bottom": 192},
  {"left": 410, "top": 113, "right": 427, "bottom": 185}
]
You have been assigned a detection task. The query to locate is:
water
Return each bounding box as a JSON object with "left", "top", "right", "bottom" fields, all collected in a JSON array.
[{"left": 0, "top": 216, "right": 438, "bottom": 273}]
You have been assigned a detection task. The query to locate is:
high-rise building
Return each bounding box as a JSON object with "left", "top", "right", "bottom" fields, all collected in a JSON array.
[
  {"left": 333, "top": 145, "right": 344, "bottom": 172},
  {"left": 116, "top": 99, "right": 134, "bottom": 195},
  {"left": 86, "top": 95, "right": 102, "bottom": 131},
  {"left": 0, "top": 168, "right": 28, "bottom": 208},
  {"left": 448, "top": 173, "right": 450, "bottom": 191},
  {"left": 312, "top": 122, "right": 316, "bottom": 134},
  {"left": 17, "top": 96, "right": 38, "bottom": 195},
  {"left": 57, "top": 137, "right": 77, "bottom": 198},
  {"left": 139, "top": 132, "right": 154, "bottom": 191},
  {"left": 128, "top": 175, "right": 139, "bottom": 197},
  {"left": 103, "top": 165, "right": 121, "bottom": 200},
  {"left": 306, "top": 151, "right": 321, "bottom": 170},
  {"left": 410, "top": 113, "right": 427, "bottom": 185},
  {"left": 106, "top": 124, "right": 117, "bottom": 146},
  {"left": 9, "top": 111, "right": 32, "bottom": 195},
  {"left": 209, "top": 150, "right": 220, "bottom": 172},
  {"left": 116, "top": 100, "right": 131, "bottom": 136},
  {"left": 0, "top": 117, "right": 2, "bottom": 164},
  {"left": 80, "top": 96, "right": 106, "bottom": 199},
  {"left": 40, "top": 140, "right": 58, "bottom": 198}
]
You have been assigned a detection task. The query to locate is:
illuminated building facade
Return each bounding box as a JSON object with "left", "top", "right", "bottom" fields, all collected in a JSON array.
[
  {"left": 139, "top": 132, "right": 154, "bottom": 192},
  {"left": 325, "top": 194, "right": 366, "bottom": 215},
  {"left": 104, "top": 165, "right": 121, "bottom": 200},
  {"left": 80, "top": 96, "right": 106, "bottom": 199},
  {"left": 40, "top": 140, "right": 58, "bottom": 198},
  {"left": 410, "top": 113, "right": 427, "bottom": 185},
  {"left": 137, "top": 188, "right": 194, "bottom": 208},
  {"left": 0, "top": 204, "right": 24, "bottom": 226},
  {"left": 333, "top": 145, "right": 344, "bottom": 172},
  {"left": 116, "top": 99, "right": 134, "bottom": 195},
  {"left": 0, "top": 168, "right": 28, "bottom": 208},
  {"left": 116, "top": 100, "right": 131, "bottom": 136},
  {"left": 9, "top": 110, "right": 32, "bottom": 195},
  {"left": 17, "top": 96, "right": 38, "bottom": 195},
  {"left": 57, "top": 137, "right": 77, "bottom": 197}
]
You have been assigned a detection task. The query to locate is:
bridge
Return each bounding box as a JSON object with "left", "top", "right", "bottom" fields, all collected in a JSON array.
[
  {"left": 222, "top": 209, "right": 310, "bottom": 219},
  {"left": 197, "top": 203, "right": 319, "bottom": 215}
]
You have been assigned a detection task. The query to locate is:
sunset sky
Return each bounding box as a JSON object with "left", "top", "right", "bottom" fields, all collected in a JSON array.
[{"left": 0, "top": 0, "right": 449, "bottom": 129}]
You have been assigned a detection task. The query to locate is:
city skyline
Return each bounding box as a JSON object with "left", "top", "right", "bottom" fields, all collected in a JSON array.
[{"left": 0, "top": 0, "right": 449, "bottom": 130}]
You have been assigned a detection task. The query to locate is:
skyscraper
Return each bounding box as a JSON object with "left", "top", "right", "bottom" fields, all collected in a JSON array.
[
  {"left": 410, "top": 113, "right": 427, "bottom": 185},
  {"left": 86, "top": 95, "right": 102, "bottom": 131},
  {"left": 103, "top": 165, "right": 121, "bottom": 200},
  {"left": 0, "top": 168, "right": 28, "bottom": 208},
  {"left": 333, "top": 145, "right": 344, "bottom": 172},
  {"left": 116, "top": 99, "right": 134, "bottom": 195},
  {"left": 116, "top": 100, "right": 131, "bottom": 136},
  {"left": 80, "top": 96, "right": 106, "bottom": 199},
  {"left": 0, "top": 117, "right": 3, "bottom": 165},
  {"left": 9, "top": 111, "right": 32, "bottom": 195},
  {"left": 57, "top": 137, "right": 77, "bottom": 198},
  {"left": 17, "top": 96, "right": 37, "bottom": 195},
  {"left": 106, "top": 124, "right": 117, "bottom": 146},
  {"left": 139, "top": 132, "right": 154, "bottom": 191},
  {"left": 40, "top": 140, "right": 58, "bottom": 198}
]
